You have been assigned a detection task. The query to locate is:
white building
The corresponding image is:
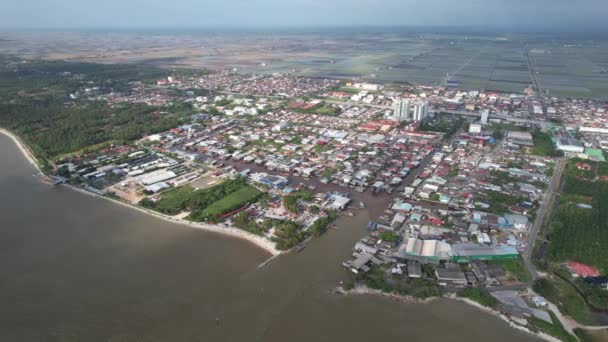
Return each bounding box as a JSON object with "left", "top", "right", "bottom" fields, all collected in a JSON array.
[
  {"left": 480, "top": 109, "right": 489, "bottom": 125},
  {"left": 389, "top": 99, "right": 410, "bottom": 121},
  {"left": 469, "top": 123, "right": 482, "bottom": 134},
  {"left": 412, "top": 101, "right": 429, "bottom": 122},
  {"left": 353, "top": 83, "right": 382, "bottom": 91}
]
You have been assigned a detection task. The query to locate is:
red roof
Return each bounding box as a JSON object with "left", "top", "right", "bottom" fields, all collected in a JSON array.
[{"left": 567, "top": 262, "right": 599, "bottom": 277}]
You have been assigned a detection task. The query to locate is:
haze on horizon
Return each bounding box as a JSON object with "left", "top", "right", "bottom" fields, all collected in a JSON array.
[{"left": 1, "top": 0, "right": 607, "bottom": 31}]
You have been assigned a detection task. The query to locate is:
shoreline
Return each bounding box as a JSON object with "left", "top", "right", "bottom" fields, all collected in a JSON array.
[
  {"left": 0, "top": 128, "right": 282, "bottom": 257},
  {"left": 0, "top": 128, "right": 42, "bottom": 173},
  {"left": 338, "top": 285, "right": 560, "bottom": 342}
]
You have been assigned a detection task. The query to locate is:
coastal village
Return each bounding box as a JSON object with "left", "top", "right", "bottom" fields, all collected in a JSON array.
[{"left": 45, "top": 70, "right": 608, "bottom": 341}]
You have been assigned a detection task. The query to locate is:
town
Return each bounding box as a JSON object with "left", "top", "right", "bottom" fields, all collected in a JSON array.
[{"left": 42, "top": 68, "right": 608, "bottom": 341}]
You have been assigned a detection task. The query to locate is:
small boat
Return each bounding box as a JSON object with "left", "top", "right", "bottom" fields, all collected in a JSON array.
[{"left": 359, "top": 202, "right": 366, "bottom": 209}]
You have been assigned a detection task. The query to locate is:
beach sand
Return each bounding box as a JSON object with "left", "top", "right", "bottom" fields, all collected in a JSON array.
[{"left": 0, "top": 128, "right": 282, "bottom": 257}]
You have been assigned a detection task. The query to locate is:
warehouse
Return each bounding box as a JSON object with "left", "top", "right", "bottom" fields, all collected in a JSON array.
[
  {"left": 451, "top": 244, "right": 519, "bottom": 262},
  {"left": 395, "top": 238, "right": 453, "bottom": 264},
  {"left": 435, "top": 264, "right": 468, "bottom": 287},
  {"left": 506, "top": 131, "right": 533, "bottom": 147}
]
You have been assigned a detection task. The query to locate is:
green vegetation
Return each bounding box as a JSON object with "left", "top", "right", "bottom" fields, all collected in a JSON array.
[
  {"left": 140, "top": 185, "right": 195, "bottom": 215},
  {"left": 532, "top": 130, "right": 561, "bottom": 157},
  {"left": 232, "top": 211, "right": 265, "bottom": 235},
  {"left": 291, "top": 101, "right": 342, "bottom": 116},
  {"left": 270, "top": 209, "right": 337, "bottom": 250},
  {"left": 573, "top": 328, "right": 594, "bottom": 342},
  {"left": 378, "top": 231, "right": 399, "bottom": 242},
  {"left": 189, "top": 186, "right": 261, "bottom": 223},
  {"left": 487, "top": 122, "right": 528, "bottom": 141},
  {"left": 337, "top": 86, "right": 361, "bottom": 94},
  {"left": 140, "top": 178, "right": 260, "bottom": 223},
  {"left": 533, "top": 278, "right": 594, "bottom": 325},
  {"left": 447, "top": 167, "right": 459, "bottom": 178},
  {"left": 529, "top": 312, "right": 577, "bottom": 342},
  {"left": 490, "top": 170, "right": 520, "bottom": 185},
  {"left": 457, "top": 288, "right": 499, "bottom": 308},
  {"left": 0, "top": 58, "right": 201, "bottom": 167},
  {"left": 320, "top": 166, "right": 339, "bottom": 177},
  {"left": 360, "top": 265, "right": 442, "bottom": 299},
  {"left": 420, "top": 116, "right": 465, "bottom": 137},
  {"left": 272, "top": 220, "right": 308, "bottom": 250},
  {"left": 307, "top": 209, "right": 337, "bottom": 237},
  {"left": 547, "top": 173, "right": 608, "bottom": 273},
  {"left": 488, "top": 257, "right": 530, "bottom": 283},
  {"left": 0, "top": 101, "right": 184, "bottom": 164},
  {"left": 484, "top": 190, "right": 524, "bottom": 214},
  {"left": 575, "top": 278, "right": 608, "bottom": 310},
  {"left": 283, "top": 189, "right": 314, "bottom": 213}
]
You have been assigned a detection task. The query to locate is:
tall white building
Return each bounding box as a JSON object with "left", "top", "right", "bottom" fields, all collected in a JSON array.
[
  {"left": 391, "top": 99, "right": 410, "bottom": 121},
  {"left": 412, "top": 101, "right": 429, "bottom": 122},
  {"left": 480, "top": 109, "right": 489, "bottom": 125}
]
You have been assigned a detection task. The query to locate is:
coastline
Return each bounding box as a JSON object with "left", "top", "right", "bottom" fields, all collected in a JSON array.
[
  {"left": 0, "top": 128, "right": 42, "bottom": 173},
  {"left": 339, "top": 285, "right": 560, "bottom": 342},
  {"left": 453, "top": 297, "right": 561, "bottom": 342},
  {"left": 0, "top": 128, "right": 282, "bottom": 257}
]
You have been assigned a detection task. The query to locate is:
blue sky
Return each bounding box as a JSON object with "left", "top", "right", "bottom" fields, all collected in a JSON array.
[{"left": 1, "top": 0, "right": 607, "bottom": 30}]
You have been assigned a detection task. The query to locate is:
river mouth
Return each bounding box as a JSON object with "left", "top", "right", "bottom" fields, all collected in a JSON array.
[{"left": 0, "top": 133, "right": 540, "bottom": 342}]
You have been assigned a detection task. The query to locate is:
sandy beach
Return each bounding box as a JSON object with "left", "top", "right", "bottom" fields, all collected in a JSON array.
[
  {"left": 0, "top": 128, "right": 42, "bottom": 173},
  {"left": 0, "top": 128, "right": 282, "bottom": 257}
]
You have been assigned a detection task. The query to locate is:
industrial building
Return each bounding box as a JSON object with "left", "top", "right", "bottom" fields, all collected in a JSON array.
[
  {"left": 451, "top": 244, "right": 519, "bottom": 263},
  {"left": 252, "top": 173, "right": 289, "bottom": 189},
  {"left": 506, "top": 131, "right": 534, "bottom": 147},
  {"left": 435, "top": 264, "right": 468, "bottom": 287},
  {"left": 553, "top": 128, "right": 584, "bottom": 154},
  {"left": 395, "top": 238, "right": 453, "bottom": 264}
]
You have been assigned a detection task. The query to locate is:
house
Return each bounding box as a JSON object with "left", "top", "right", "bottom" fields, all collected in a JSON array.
[
  {"left": 504, "top": 214, "right": 529, "bottom": 230},
  {"left": 329, "top": 195, "right": 351, "bottom": 210},
  {"left": 566, "top": 262, "right": 600, "bottom": 278}
]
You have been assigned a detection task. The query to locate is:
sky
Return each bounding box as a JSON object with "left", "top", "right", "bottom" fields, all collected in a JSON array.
[{"left": 1, "top": 0, "right": 607, "bottom": 30}]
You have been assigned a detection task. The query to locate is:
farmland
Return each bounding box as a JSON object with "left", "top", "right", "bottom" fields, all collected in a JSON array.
[
  {"left": 546, "top": 162, "right": 608, "bottom": 273},
  {"left": 5, "top": 31, "right": 608, "bottom": 98}
]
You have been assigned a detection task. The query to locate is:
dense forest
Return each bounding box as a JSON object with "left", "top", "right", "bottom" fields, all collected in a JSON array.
[
  {"left": 0, "top": 56, "right": 202, "bottom": 166},
  {"left": 0, "top": 100, "right": 184, "bottom": 161}
]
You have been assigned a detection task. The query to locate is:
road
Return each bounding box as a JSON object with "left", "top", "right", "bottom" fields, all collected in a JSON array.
[
  {"left": 525, "top": 46, "right": 543, "bottom": 95},
  {"left": 522, "top": 159, "right": 565, "bottom": 282}
]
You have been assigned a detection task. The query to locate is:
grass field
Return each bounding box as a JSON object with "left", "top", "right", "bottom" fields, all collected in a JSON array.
[
  {"left": 146, "top": 185, "right": 194, "bottom": 215},
  {"left": 189, "top": 186, "right": 261, "bottom": 222}
]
